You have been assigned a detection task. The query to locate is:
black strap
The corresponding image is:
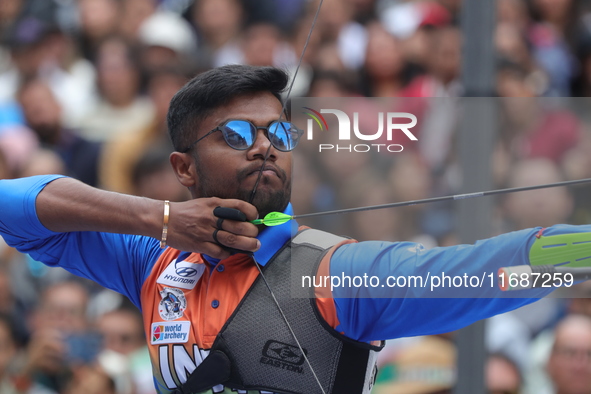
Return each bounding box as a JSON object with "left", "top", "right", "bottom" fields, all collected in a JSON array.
[
  {"left": 331, "top": 344, "right": 372, "bottom": 394},
  {"left": 177, "top": 350, "right": 232, "bottom": 393}
]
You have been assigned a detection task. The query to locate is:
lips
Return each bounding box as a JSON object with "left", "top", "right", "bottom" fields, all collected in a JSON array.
[
  {"left": 240, "top": 163, "right": 285, "bottom": 182},
  {"left": 250, "top": 167, "right": 278, "bottom": 177},
  {"left": 247, "top": 164, "right": 276, "bottom": 177}
]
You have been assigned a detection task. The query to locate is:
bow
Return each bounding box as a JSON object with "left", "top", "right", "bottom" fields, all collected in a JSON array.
[
  {"left": 252, "top": 177, "right": 591, "bottom": 226},
  {"left": 246, "top": 2, "right": 328, "bottom": 393}
]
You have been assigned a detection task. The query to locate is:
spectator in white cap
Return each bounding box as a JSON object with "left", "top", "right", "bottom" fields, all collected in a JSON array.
[{"left": 138, "top": 11, "right": 197, "bottom": 72}]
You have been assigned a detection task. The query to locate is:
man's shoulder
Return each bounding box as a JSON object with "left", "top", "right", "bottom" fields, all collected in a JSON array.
[{"left": 292, "top": 227, "right": 356, "bottom": 249}]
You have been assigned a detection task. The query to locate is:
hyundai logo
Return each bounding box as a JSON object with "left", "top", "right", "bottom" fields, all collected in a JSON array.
[{"left": 175, "top": 261, "right": 198, "bottom": 277}]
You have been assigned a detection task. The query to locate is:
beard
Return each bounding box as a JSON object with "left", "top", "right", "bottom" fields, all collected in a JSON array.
[
  {"left": 195, "top": 160, "right": 291, "bottom": 218},
  {"left": 237, "top": 181, "right": 290, "bottom": 218}
]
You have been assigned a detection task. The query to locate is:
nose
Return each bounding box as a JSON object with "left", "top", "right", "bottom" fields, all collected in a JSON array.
[{"left": 247, "top": 127, "right": 277, "bottom": 161}]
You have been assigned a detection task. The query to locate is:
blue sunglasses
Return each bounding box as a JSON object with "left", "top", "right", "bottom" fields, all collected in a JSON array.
[{"left": 181, "top": 119, "right": 304, "bottom": 153}]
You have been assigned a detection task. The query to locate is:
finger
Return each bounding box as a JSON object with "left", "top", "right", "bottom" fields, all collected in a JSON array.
[
  {"left": 212, "top": 229, "right": 222, "bottom": 245},
  {"left": 220, "top": 199, "right": 259, "bottom": 221},
  {"left": 216, "top": 217, "right": 225, "bottom": 230},
  {"left": 212, "top": 228, "right": 250, "bottom": 256},
  {"left": 200, "top": 242, "right": 231, "bottom": 260},
  {"left": 218, "top": 220, "right": 259, "bottom": 238},
  {"left": 213, "top": 230, "right": 260, "bottom": 252}
]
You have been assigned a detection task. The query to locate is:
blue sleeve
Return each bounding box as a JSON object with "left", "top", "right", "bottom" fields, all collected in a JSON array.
[
  {"left": 0, "top": 175, "right": 162, "bottom": 309},
  {"left": 330, "top": 225, "right": 590, "bottom": 342}
]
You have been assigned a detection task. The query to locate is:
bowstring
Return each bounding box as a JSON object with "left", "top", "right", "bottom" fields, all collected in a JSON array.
[
  {"left": 251, "top": 254, "right": 327, "bottom": 394},
  {"left": 249, "top": 0, "right": 323, "bottom": 204},
  {"left": 247, "top": 2, "right": 327, "bottom": 393}
]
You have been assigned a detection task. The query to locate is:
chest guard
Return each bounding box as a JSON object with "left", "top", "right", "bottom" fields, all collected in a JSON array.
[{"left": 177, "top": 229, "right": 383, "bottom": 394}]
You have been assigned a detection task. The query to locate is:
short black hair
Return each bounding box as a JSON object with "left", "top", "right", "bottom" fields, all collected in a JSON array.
[{"left": 167, "top": 65, "right": 289, "bottom": 151}]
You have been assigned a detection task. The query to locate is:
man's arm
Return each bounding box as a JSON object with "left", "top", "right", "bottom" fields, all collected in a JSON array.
[
  {"left": 0, "top": 175, "right": 261, "bottom": 306},
  {"left": 36, "top": 177, "right": 161, "bottom": 235},
  {"left": 328, "top": 225, "right": 587, "bottom": 341},
  {"left": 32, "top": 177, "right": 260, "bottom": 259}
]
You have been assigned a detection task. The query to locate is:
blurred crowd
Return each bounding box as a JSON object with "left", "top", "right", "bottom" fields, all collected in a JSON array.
[{"left": 2, "top": 0, "right": 591, "bottom": 393}]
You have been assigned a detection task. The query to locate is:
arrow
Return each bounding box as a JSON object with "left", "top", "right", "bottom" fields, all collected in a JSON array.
[{"left": 251, "top": 177, "right": 591, "bottom": 227}]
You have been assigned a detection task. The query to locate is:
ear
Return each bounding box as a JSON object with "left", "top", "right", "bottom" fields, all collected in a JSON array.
[{"left": 170, "top": 152, "right": 197, "bottom": 188}]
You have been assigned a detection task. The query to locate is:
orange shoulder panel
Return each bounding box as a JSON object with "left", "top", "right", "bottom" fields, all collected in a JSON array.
[{"left": 314, "top": 239, "right": 357, "bottom": 331}]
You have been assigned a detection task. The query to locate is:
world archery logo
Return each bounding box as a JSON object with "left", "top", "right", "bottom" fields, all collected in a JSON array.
[
  {"left": 300, "top": 105, "right": 418, "bottom": 153},
  {"left": 152, "top": 325, "right": 164, "bottom": 342},
  {"left": 150, "top": 322, "right": 191, "bottom": 344}
]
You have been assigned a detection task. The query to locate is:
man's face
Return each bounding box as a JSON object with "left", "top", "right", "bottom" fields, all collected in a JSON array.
[
  {"left": 35, "top": 284, "right": 88, "bottom": 333},
  {"left": 18, "top": 81, "right": 62, "bottom": 141},
  {"left": 98, "top": 311, "right": 144, "bottom": 356},
  {"left": 190, "top": 91, "right": 292, "bottom": 217},
  {"left": 548, "top": 319, "right": 591, "bottom": 394}
]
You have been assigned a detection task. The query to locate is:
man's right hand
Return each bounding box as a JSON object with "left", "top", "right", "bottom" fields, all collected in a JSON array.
[
  {"left": 36, "top": 178, "right": 260, "bottom": 259},
  {"left": 166, "top": 198, "right": 260, "bottom": 259}
]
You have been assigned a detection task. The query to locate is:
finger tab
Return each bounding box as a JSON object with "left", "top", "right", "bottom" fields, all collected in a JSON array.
[{"left": 213, "top": 206, "right": 247, "bottom": 222}]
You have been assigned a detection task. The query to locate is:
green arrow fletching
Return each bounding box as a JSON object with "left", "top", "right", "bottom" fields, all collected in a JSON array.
[{"left": 250, "top": 212, "right": 292, "bottom": 226}]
